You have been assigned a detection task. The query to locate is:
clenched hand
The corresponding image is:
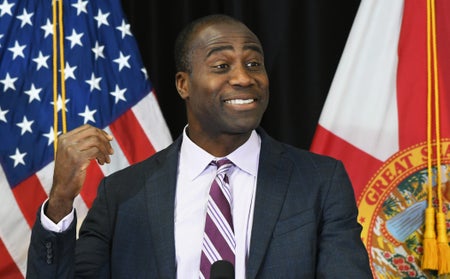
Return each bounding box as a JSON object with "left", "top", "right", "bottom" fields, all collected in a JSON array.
[{"left": 46, "top": 124, "right": 114, "bottom": 223}]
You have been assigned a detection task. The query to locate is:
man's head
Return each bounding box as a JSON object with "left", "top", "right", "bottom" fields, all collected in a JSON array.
[
  {"left": 174, "top": 14, "right": 269, "bottom": 149},
  {"left": 174, "top": 14, "right": 253, "bottom": 73}
]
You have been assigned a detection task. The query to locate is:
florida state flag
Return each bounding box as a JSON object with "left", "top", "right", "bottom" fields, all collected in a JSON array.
[{"left": 310, "top": 0, "right": 450, "bottom": 277}]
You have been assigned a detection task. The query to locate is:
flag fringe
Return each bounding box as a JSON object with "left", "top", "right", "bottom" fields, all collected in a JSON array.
[
  {"left": 421, "top": 207, "right": 438, "bottom": 270},
  {"left": 437, "top": 212, "right": 450, "bottom": 275}
]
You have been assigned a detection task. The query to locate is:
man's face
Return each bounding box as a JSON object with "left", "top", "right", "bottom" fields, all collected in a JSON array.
[{"left": 177, "top": 22, "right": 269, "bottom": 139}]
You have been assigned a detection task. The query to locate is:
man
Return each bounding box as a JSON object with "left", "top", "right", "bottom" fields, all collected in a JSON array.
[{"left": 27, "top": 14, "right": 372, "bottom": 278}]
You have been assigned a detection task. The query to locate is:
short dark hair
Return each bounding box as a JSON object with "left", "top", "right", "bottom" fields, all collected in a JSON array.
[{"left": 174, "top": 14, "right": 244, "bottom": 73}]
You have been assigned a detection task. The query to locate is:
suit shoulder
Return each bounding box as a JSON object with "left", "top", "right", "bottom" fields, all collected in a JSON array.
[
  {"left": 99, "top": 140, "right": 179, "bottom": 196},
  {"left": 261, "top": 132, "right": 342, "bottom": 169},
  {"left": 109, "top": 139, "right": 179, "bottom": 178},
  {"left": 107, "top": 149, "right": 163, "bottom": 180},
  {"left": 284, "top": 144, "right": 340, "bottom": 165}
]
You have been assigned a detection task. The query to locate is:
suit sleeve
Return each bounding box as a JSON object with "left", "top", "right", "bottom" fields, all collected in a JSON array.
[
  {"left": 316, "top": 161, "right": 373, "bottom": 278},
  {"left": 26, "top": 204, "right": 77, "bottom": 279},
  {"left": 26, "top": 178, "right": 112, "bottom": 279},
  {"left": 74, "top": 178, "right": 112, "bottom": 278}
]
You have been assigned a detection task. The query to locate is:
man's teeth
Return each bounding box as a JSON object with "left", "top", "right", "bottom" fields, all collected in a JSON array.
[{"left": 225, "top": 99, "right": 254, "bottom": 104}]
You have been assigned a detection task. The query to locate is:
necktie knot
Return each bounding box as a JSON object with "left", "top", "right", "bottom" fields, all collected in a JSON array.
[{"left": 211, "top": 158, "right": 233, "bottom": 176}]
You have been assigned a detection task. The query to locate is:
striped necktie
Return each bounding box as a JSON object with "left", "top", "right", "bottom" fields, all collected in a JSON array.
[{"left": 199, "top": 158, "right": 235, "bottom": 278}]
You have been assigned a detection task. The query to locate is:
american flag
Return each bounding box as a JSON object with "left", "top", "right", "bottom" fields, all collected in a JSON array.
[{"left": 0, "top": 0, "right": 173, "bottom": 277}]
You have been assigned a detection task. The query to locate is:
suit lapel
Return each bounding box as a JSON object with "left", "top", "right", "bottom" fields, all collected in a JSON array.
[
  {"left": 246, "top": 130, "right": 292, "bottom": 279},
  {"left": 144, "top": 137, "right": 181, "bottom": 279}
]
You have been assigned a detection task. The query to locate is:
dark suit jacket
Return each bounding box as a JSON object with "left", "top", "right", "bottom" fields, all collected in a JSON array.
[{"left": 27, "top": 128, "right": 372, "bottom": 278}]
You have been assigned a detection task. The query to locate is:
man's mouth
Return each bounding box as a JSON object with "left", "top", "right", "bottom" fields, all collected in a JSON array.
[{"left": 225, "top": 99, "right": 255, "bottom": 105}]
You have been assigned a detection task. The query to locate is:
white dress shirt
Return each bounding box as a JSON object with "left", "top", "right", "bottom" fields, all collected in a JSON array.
[
  {"left": 41, "top": 128, "right": 261, "bottom": 278},
  {"left": 175, "top": 128, "right": 260, "bottom": 278}
]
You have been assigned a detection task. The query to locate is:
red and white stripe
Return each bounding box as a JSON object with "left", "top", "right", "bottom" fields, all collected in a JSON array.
[
  {"left": 310, "top": 0, "right": 404, "bottom": 198},
  {"left": 0, "top": 90, "right": 172, "bottom": 278}
]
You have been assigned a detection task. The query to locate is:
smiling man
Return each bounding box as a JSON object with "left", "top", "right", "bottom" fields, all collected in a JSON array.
[
  {"left": 175, "top": 15, "right": 269, "bottom": 157},
  {"left": 27, "top": 14, "right": 372, "bottom": 279}
]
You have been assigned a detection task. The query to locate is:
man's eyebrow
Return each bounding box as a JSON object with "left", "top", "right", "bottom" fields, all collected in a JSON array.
[
  {"left": 244, "top": 44, "right": 263, "bottom": 55},
  {"left": 206, "top": 45, "right": 234, "bottom": 58},
  {"left": 205, "top": 44, "right": 263, "bottom": 58}
]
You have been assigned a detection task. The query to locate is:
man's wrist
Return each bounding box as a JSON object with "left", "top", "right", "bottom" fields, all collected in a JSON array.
[
  {"left": 46, "top": 197, "right": 74, "bottom": 224},
  {"left": 41, "top": 200, "right": 75, "bottom": 232}
]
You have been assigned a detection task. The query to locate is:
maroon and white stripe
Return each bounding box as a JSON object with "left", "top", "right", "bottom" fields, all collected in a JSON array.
[{"left": 200, "top": 159, "right": 235, "bottom": 278}]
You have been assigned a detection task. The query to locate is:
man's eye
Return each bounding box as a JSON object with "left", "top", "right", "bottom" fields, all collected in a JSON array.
[
  {"left": 246, "top": 61, "right": 261, "bottom": 68},
  {"left": 214, "top": 64, "right": 229, "bottom": 69},
  {"left": 246, "top": 61, "right": 263, "bottom": 71}
]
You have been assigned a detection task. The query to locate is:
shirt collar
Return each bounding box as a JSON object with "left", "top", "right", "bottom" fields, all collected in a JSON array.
[{"left": 179, "top": 126, "right": 261, "bottom": 180}]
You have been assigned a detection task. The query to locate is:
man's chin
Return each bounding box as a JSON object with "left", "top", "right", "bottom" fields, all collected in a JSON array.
[{"left": 227, "top": 121, "right": 261, "bottom": 135}]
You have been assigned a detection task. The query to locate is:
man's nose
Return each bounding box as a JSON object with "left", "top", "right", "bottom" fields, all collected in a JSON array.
[{"left": 228, "top": 65, "right": 254, "bottom": 87}]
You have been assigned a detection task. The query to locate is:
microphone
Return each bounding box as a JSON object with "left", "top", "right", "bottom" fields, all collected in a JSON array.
[{"left": 210, "top": 260, "right": 235, "bottom": 279}]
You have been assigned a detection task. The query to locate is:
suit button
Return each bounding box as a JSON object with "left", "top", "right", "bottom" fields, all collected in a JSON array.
[
  {"left": 45, "top": 242, "right": 53, "bottom": 264},
  {"left": 46, "top": 252, "right": 53, "bottom": 264}
]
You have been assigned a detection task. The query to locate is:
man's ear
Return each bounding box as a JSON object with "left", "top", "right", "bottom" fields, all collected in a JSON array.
[{"left": 175, "top": 72, "right": 189, "bottom": 100}]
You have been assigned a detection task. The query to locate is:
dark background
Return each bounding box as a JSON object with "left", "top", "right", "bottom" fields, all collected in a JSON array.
[{"left": 120, "top": 0, "right": 361, "bottom": 150}]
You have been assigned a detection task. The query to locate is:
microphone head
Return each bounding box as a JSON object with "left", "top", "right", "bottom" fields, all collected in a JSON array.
[{"left": 210, "top": 260, "right": 235, "bottom": 279}]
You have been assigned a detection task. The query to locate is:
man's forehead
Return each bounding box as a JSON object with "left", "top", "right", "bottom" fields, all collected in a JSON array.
[{"left": 191, "top": 23, "right": 262, "bottom": 54}]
